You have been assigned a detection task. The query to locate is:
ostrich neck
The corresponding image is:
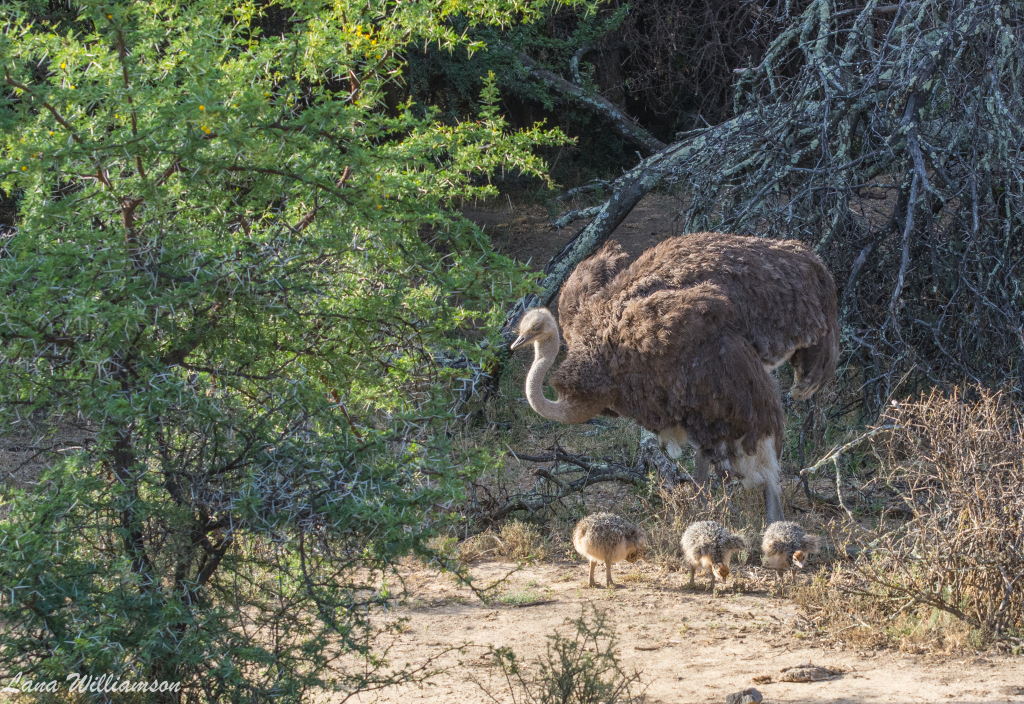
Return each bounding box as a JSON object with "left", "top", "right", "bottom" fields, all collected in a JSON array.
[{"left": 525, "top": 334, "right": 596, "bottom": 424}]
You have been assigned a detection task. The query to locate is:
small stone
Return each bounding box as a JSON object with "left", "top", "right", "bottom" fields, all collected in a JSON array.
[{"left": 725, "top": 687, "right": 763, "bottom": 704}]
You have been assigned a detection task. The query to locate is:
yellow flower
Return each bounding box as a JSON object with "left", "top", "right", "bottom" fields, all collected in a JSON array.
[
  {"left": 20, "top": 165, "right": 27, "bottom": 171},
  {"left": 60, "top": 62, "right": 66, "bottom": 69},
  {"left": 198, "top": 104, "right": 206, "bottom": 111},
  {"left": 106, "top": 13, "right": 112, "bottom": 19},
  {"left": 376, "top": 203, "right": 382, "bottom": 209},
  {"left": 201, "top": 125, "right": 211, "bottom": 134},
  {"left": 48, "top": 131, "right": 55, "bottom": 136}
]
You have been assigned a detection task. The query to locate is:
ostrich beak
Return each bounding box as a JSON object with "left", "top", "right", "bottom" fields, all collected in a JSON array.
[{"left": 509, "top": 334, "right": 529, "bottom": 351}]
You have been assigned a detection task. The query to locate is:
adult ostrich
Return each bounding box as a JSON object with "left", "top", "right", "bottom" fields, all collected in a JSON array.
[{"left": 509, "top": 232, "right": 838, "bottom": 523}]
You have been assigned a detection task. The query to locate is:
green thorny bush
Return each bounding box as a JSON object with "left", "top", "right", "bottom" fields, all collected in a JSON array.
[{"left": 0, "top": 0, "right": 587, "bottom": 700}]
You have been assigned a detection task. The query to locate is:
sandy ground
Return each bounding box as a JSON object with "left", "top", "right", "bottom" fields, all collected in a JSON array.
[
  {"left": 347, "top": 560, "right": 1024, "bottom": 704},
  {"left": 465, "top": 191, "right": 689, "bottom": 266}
]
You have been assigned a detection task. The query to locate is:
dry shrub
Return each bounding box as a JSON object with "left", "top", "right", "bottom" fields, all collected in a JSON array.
[
  {"left": 480, "top": 605, "right": 645, "bottom": 704},
  {"left": 458, "top": 519, "right": 549, "bottom": 563},
  {"left": 802, "top": 386, "right": 1024, "bottom": 650}
]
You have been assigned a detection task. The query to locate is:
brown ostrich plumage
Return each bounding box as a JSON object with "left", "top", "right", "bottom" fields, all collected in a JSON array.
[{"left": 511, "top": 232, "right": 839, "bottom": 523}]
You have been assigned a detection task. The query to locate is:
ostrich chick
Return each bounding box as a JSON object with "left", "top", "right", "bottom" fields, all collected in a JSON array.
[
  {"left": 572, "top": 513, "right": 645, "bottom": 588},
  {"left": 681, "top": 520, "right": 746, "bottom": 593},
  {"left": 761, "top": 521, "right": 820, "bottom": 584}
]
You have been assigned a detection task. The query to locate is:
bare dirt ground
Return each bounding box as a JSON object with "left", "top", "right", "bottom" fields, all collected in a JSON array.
[
  {"left": 465, "top": 191, "right": 690, "bottom": 265},
  {"left": 352, "top": 560, "right": 1024, "bottom": 704}
]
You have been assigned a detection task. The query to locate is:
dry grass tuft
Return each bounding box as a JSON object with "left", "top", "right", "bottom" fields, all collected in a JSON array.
[{"left": 458, "top": 519, "right": 549, "bottom": 563}]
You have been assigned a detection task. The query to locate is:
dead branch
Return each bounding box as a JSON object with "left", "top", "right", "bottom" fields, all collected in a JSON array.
[
  {"left": 483, "top": 445, "right": 689, "bottom": 521},
  {"left": 515, "top": 51, "right": 666, "bottom": 155}
]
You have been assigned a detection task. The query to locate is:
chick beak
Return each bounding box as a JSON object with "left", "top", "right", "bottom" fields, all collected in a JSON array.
[{"left": 509, "top": 334, "right": 529, "bottom": 351}]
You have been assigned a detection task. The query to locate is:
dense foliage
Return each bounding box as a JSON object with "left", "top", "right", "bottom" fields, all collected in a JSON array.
[{"left": 0, "top": 0, "right": 574, "bottom": 699}]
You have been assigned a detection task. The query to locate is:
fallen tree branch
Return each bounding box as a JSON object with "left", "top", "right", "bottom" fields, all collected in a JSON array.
[
  {"left": 552, "top": 205, "right": 603, "bottom": 229},
  {"left": 798, "top": 424, "right": 898, "bottom": 478},
  {"left": 515, "top": 51, "right": 666, "bottom": 155},
  {"left": 501, "top": 103, "right": 816, "bottom": 340},
  {"left": 557, "top": 179, "right": 611, "bottom": 202}
]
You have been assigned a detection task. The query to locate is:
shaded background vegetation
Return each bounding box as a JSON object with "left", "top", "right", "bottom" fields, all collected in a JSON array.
[{"left": 404, "top": 0, "right": 1023, "bottom": 411}]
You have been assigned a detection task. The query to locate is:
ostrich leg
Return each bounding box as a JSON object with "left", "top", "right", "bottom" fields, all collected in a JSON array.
[
  {"left": 763, "top": 476, "right": 784, "bottom": 524},
  {"left": 761, "top": 436, "right": 785, "bottom": 523},
  {"left": 731, "top": 437, "right": 785, "bottom": 525},
  {"left": 693, "top": 449, "right": 712, "bottom": 485}
]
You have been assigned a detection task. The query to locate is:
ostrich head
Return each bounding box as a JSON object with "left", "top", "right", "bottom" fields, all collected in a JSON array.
[
  {"left": 509, "top": 308, "right": 558, "bottom": 351},
  {"left": 625, "top": 537, "right": 647, "bottom": 563},
  {"left": 509, "top": 307, "right": 602, "bottom": 424},
  {"left": 700, "top": 555, "right": 731, "bottom": 582},
  {"left": 792, "top": 550, "right": 807, "bottom": 568}
]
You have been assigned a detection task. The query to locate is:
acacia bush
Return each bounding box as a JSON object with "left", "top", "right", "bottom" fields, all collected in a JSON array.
[{"left": 0, "top": 0, "right": 578, "bottom": 699}]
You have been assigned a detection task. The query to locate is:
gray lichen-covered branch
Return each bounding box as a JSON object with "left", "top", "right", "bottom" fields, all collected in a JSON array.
[{"left": 515, "top": 51, "right": 666, "bottom": 156}]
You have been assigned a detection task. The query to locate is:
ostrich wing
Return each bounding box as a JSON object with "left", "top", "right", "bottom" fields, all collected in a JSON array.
[
  {"left": 556, "top": 239, "right": 631, "bottom": 345},
  {"left": 605, "top": 233, "right": 839, "bottom": 399},
  {"left": 609, "top": 285, "right": 785, "bottom": 457}
]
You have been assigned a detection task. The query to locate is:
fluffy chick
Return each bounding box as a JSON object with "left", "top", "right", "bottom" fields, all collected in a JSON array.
[
  {"left": 761, "top": 521, "right": 820, "bottom": 584},
  {"left": 572, "top": 513, "right": 645, "bottom": 588},
  {"left": 680, "top": 520, "right": 746, "bottom": 593}
]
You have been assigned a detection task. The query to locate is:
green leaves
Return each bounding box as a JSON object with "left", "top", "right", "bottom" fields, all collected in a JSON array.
[{"left": 0, "top": 0, "right": 572, "bottom": 698}]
